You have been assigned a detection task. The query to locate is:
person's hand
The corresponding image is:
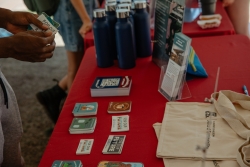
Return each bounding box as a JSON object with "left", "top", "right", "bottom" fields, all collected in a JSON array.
[
  {"left": 79, "top": 20, "right": 93, "bottom": 38},
  {"left": 222, "top": 0, "right": 235, "bottom": 7},
  {"left": 5, "top": 11, "right": 48, "bottom": 34},
  {"left": 7, "top": 30, "right": 55, "bottom": 62}
]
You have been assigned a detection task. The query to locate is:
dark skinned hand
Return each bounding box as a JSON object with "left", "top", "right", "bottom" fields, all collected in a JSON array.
[
  {"left": 5, "top": 11, "right": 48, "bottom": 34},
  {"left": 6, "top": 30, "right": 55, "bottom": 62}
]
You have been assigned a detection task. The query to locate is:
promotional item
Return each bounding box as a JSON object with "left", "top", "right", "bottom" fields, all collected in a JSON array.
[
  {"left": 115, "top": 9, "right": 136, "bottom": 69},
  {"left": 76, "top": 139, "right": 94, "bottom": 155},
  {"left": 111, "top": 115, "right": 129, "bottom": 132},
  {"left": 133, "top": 1, "right": 151, "bottom": 57},
  {"left": 108, "top": 101, "right": 132, "bottom": 113},
  {"left": 106, "top": 3, "right": 118, "bottom": 60},
  {"left": 72, "top": 102, "right": 98, "bottom": 116},
  {"left": 102, "top": 135, "right": 126, "bottom": 154},
  {"left": 93, "top": 9, "right": 114, "bottom": 68}
]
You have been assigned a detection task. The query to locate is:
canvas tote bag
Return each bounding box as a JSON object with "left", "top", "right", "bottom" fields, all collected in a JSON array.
[
  {"left": 156, "top": 90, "right": 250, "bottom": 166},
  {"left": 153, "top": 123, "right": 240, "bottom": 167}
]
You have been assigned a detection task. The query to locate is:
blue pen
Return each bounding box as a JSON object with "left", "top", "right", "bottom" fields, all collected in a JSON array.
[{"left": 243, "top": 85, "right": 249, "bottom": 96}]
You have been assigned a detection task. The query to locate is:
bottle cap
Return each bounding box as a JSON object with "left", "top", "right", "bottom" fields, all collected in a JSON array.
[
  {"left": 119, "top": 0, "right": 131, "bottom": 4},
  {"left": 105, "top": 3, "right": 117, "bottom": 11},
  {"left": 93, "top": 9, "right": 106, "bottom": 18},
  {"left": 134, "top": 1, "right": 147, "bottom": 9},
  {"left": 116, "top": 9, "right": 130, "bottom": 18},
  {"left": 117, "top": 3, "right": 131, "bottom": 10},
  {"left": 106, "top": 0, "right": 116, "bottom": 4}
]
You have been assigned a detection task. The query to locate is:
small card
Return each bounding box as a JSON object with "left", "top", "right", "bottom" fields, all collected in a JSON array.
[
  {"left": 111, "top": 115, "right": 129, "bottom": 132},
  {"left": 52, "top": 160, "right": 83, "bottom": 167},
  {"left": 72, "top": 102, "right": 98, "bottom": 116},
  {"left": 108, "top": 101, "right": 132, "bottom": 113},
  {"left": 76, "top": 139, "right": 94, "bottom": 155},
  {"left": 69, "top": 117, "right": 96, "bottom": 131},
  {"left": 97, "top": 161, "right": 144, "bottom": 167},
  {"left": 102, "top": 135, "right": 126, "bottom": 154},
  {"left": 28, "top": 12, "right": 59, "bottom": 34}
]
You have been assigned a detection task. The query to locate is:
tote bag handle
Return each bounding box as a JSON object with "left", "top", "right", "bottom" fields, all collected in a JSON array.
[{"left": 211, "top": 90, "right": 250, "bottom": 167}]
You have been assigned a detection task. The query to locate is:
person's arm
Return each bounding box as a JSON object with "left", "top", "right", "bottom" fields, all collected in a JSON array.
[
  {"left": 0, "top": 8, "right": 12, "bottom": 28},
  {"left": 0, "top": 8, "right": 48, "bottom": 34},
  {"left": 0, "top": 31, "right": 55, "bottom": 62},
  {"left": 222, "top": 0, "right": 234, "bottom": 7},
  {"left": 70, "top": 0, "right": 93, "bottom": 38}
]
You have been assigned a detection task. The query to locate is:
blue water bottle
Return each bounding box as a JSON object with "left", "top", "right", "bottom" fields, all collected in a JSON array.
[
  {"left": 106, "top": 0, "right": 117, "bottom": 4},
  {"left": 117, "top": 0, "right": 131, "bottom": 4},
  {"left": 115, "top": 9, "right": 136, "bottom": 69},
  {"left": 93, "top": 9, "right": 114, "bottom": 68},
  {"left": 106, "top": 3, "right": 118, "bottom": 60},
  {"left": 134, "top": 1, "right": 152, "bottom": 57},
  {"left": 117, "top": 4, "right": 134, "bottom": 25},
  {"left": 117, "top": 4, "right": 136, "bottom": 56}
]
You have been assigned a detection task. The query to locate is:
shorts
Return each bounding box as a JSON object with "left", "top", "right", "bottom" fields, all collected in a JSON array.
[{"left": 54, "top": 0, "right": 95, "bottom": 52}]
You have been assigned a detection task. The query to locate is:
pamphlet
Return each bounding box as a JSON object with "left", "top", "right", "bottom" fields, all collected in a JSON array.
[
  {"left": 159, "top": 32, "right": 191, "bottom": 101},
  {"left": 152, "top": 0, "right": 185, "bottom": 67}
]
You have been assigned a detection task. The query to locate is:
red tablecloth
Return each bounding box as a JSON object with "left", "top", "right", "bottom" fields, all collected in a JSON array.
[
  {"left": 85, "top": 1, "right": 235, "bottom": 51},
  {"left": 39, "top": 35, "right": 250, "bottom": 167}
]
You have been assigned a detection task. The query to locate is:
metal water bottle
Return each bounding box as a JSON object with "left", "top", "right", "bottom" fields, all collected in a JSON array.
[
  {"left": 117, "top": 3, "right": 134, "bottom": 23},
  {"left": 117, "top": 3, "right": 136, "bottom": 57},
  {"left": 134, "top": 1, "right": 151, "bottom": 57},
  {"left": 106, "top": 3, "right": 117, "bottom": 60},
  {"left": 93, "top": 9, "right": 114, "bottom": 68},
  {"left": 115, "top": 9, "right": 136, "bottom": 69},
  {"left": 106, "top": 0, "right": 116, "bottom": 4}
]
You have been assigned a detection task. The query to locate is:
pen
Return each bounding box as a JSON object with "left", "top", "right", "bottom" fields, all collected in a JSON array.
[{"left": 243, "top": 85, "right": 249, "bottom": 96}]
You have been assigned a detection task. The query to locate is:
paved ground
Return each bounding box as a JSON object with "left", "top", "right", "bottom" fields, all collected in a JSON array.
[
  {"left": 0, "top": 0, "right": 249, "bottom": 166},
  {"left": 0, "top": 47, "right": 67, "bottom": 167}
]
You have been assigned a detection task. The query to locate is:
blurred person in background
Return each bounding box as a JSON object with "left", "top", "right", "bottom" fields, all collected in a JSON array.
[
  {"left": 36, "top": 0, "right": 98, "bottom": 125},
  {"left": 0, "top": 8, "right": 55, "bottom": 166},
  {"left": 223, "top": 0, "right": 250, "bottom": 37}
]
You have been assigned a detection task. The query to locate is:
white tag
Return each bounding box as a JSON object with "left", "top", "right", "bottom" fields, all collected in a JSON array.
[
  {"left": 30, "top": 14, "right": 58, "bottom": 35},
  {"left": 76, "top": 139, "right": 94, "bottom": 155},
  {"left": 111, "top": 115, "right": 129, "bottom": 132}
]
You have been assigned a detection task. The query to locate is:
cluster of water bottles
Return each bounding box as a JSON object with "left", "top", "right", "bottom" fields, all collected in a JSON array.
[{"left": 93, "top": 0, "right": 151, "bottom": 69}]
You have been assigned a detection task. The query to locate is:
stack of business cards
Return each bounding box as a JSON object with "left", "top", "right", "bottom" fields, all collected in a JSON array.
[
  {"left": 90, "top": 76, "right": 132, "bottom": 97},
  {"left": 107, "top": 101, "right": 132, "bottom": 114},
  {"left": 102, "top": 135, "right": 126, "bottom": 154},
  {"left": 52, "top": 160, "right": 83, "bottom": 167},
  {"left": 69, "top": 117, "right": 97, "bottom": 134},
  {"left": 76, "top": 139, "right": 94, "bottom": 155},
  {"left": 98, "top": 161, "right": 144, "bottom": 167},
  {"left": 72, "top": 102, "right": 98, "bottom": 116},
  {"left": 111, "top": 115, "right": 129, "bottom": 132}
]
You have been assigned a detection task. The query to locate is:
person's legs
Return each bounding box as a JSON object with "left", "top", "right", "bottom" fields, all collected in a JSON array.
[
  {"left": 59, "top": 50, "right": 84, "bottom": 93},
  {"left": 225, "top": 0, "right": 250, "bottom": 37}
]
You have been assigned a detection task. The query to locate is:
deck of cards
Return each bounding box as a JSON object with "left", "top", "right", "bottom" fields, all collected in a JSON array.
[
  {"left": 69, "top": 117, "right": 97, "bottom": 134},
  {"left": 111, "top": 115, "right": 129, "bottom": 132},
  {"left": 72, "top": 102, "right": 98, "bottom": 116},
  {"left": 102, "top": 135, "right": 126, "bottom": 154},
  {"left": 97, "top": 161, "right": 144, "bottom": 167},
  {"left": 108, "top": 101, "right": 132, "bottom": 114},
  {"left": 76, "top": 139, "right": 94, "bottom": 155},
  {"left": 52, "top": 160, "right": 83, "bottom": 167}
]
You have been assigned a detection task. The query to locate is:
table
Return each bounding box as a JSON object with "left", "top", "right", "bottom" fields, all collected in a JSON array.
[
  {"left": 84, "top": 1, "right": 235, "bottom": 51},
  {"left": 39, "top": 35, "right": 250, "bottom": 167}
]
